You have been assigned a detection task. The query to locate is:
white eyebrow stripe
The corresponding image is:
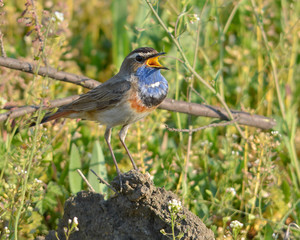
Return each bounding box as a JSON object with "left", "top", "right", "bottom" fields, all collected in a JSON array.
[
  {"left": 127, "top": 52, "right": 153, "bottom": 59},
  {"left": 128, "top": 53, "right": 140, "bottom": 59}
]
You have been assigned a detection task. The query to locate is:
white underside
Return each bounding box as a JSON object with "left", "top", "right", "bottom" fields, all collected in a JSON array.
[{"left": 68, "top": 101, "right": 150, "bottom": 128}]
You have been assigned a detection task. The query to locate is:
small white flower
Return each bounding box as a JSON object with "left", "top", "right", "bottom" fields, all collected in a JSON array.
[
  {"left": 146, "top": 172, "right": 154, "bottom": 181},
  {"left": 226, "top": 187, "right": 236, "bottom": 196},
  {"left": 194, "top": 14, "right": 200, "bottom": 21},
  {"left": 190, "top": 14, "right": 201, "bottom": 24},
  {"left": 54, "top": 11, "right": 64, "bottom": 22},
  {"left": 68, "top": 219, "right": 72, "bottom": 224},
  {"left": 35, "top": 178, "right": 43, "bottom": 184},
  {"left": 272, "top": 232, "right": 278, "bottom": 239},
  {"left": 236, "top": 86, "right": 242, "bottom": 93},
  {"left": 20, "top": 169, "right": 28, "bottom": 174},
  {"left": 168, "top": 199, "right": 182, "bottom": 212},
  {"left": 75, "top": 227, "right": 79, "bottom": 231},
  {"left": 73, "top": 216, "right": 78, "bottom": 225},
  {"left": 232, "top": 134, "right": 238, "bottom": 139},
  {"left": 232, "top": 151, "right": 239, "bottom": 156},
  {"left": 4, "top": 226, "right": 10, "bottom": 234},
  {"left": 271, "top": 130, "right": 279, "bottom": 136},
  {"left": 230, "top": 220, "right": 243, "bottom": 229}
]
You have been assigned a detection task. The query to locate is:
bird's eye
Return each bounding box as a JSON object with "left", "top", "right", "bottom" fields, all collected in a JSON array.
[{"left": 135, "top": 55, "right": 143, "bottom": 62}]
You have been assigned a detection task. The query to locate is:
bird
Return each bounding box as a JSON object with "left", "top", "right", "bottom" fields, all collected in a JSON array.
[{"left": 38, "top": 47, "right": 169, "bottom": 188}]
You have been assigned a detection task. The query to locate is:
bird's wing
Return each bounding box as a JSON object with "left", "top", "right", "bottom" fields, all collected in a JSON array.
[{"left": 58, "top": 76, "right": 131, "bottom": 112}]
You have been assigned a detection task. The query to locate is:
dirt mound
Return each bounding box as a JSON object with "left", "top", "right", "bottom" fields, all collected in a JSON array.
[{"left": 46, "top": 170, "right": 214, "bottom": 240}]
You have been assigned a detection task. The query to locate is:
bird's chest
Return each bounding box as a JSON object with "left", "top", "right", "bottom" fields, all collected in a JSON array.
[{"left": 134, "top": 68, "right": 168, "bottom": 109}]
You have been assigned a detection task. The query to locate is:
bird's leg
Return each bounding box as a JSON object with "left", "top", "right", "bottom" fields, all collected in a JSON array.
[
  {"left": 119, "top": 125, "right": 138, "bottom": 170},
  {"left": 104, "top": 127, "right": 122, "bottom": 190}
]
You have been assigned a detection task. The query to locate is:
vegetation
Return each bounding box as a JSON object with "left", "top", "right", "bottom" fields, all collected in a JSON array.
[{"left": 0, "top": 0, "right": 299, "bottom": 239}]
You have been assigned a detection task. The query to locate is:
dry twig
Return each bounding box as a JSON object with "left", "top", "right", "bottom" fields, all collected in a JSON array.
[
  {"left": 77, "top": 169, "right": 95, "bottom": 193},
  {"left": 0, "top": 31, "right": 6, "bottom": 57},
  {"left": 90, "top": 169, "right": 117, "bottom": 193}
]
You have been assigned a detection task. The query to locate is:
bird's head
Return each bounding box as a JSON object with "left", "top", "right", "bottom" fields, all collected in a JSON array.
[{"left": 119, "top": 47, "right": 168, "bottom": 75}]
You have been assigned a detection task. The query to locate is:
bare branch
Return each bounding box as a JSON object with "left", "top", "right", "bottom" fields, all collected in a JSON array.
[
  {"left": 165, "top": 117, "right": 239, "bottom": 133},
  {"left": 0, "top": 56, "right": 276, "bottom": 130},
  {"left": 0, "top": 56, "right": 100, "bottom": 89},
  {"left": 159, "top": 99, "right": 276, "bottom": 130}
]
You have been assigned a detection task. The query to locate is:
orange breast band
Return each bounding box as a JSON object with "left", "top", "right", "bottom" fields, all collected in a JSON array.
[{"left": 129, "top": 92, "right": 156, "bottom": 113}]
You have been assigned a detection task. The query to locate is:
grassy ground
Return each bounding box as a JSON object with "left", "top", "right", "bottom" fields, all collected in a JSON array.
[{"left": 0, "top": 0, "right": 299, "bottom": 239}]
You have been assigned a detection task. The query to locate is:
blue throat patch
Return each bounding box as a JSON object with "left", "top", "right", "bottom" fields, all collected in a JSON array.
[{"left": 136, "top": 65, "right": 168, "bottom": 107}]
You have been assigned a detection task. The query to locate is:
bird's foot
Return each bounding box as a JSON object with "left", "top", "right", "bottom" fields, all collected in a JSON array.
[{"left": 117, "top": 173, "right": 123, "bottom": 192}]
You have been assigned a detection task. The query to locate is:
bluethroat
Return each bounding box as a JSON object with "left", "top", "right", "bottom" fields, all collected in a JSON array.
[{"left": 40, "top": 47, "right": 168, "bottom": 188}]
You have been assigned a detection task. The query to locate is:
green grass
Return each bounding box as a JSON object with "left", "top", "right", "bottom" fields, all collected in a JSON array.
[{"left": 0, "top": 0, "right": 299, "bottom": 239}]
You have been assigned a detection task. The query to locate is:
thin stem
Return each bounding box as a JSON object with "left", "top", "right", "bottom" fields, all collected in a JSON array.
[
  {"left": 251, "top": 0, "right": 299, "bottom": 188},
  {"left": 0, "top": 30, "right": 6, "bottom": 57},
  {"left": 184, "top": 2, "right": 206, "bottom": 194},
  {"left": 215, "top": 0, "right": 225, "bottom": 98},
  {"left": 171, "top": 214, "right": 175, "bottom": 240},
  {"left": 14, "top": 14, "right": 54, "bottom": 239},
  {"left": 250, "top": 0, "right": 286, "bottom": 119}
]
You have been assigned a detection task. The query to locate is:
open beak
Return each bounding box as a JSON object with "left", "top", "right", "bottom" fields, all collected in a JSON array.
[{"left": 145, "top": 52, "right": 168, "bottom": 70}]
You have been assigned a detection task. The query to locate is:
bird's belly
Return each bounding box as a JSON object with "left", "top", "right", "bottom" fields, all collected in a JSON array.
[{"left": 86, "top": 101, "right": 150, "bottom": 128}]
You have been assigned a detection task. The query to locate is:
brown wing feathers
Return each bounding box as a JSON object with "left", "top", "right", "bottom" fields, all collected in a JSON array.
[{"left": 29, "top": 77, "right": 131, "bottom": 127}]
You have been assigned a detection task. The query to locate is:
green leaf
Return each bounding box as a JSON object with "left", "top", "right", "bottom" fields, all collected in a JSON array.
[
  {"left": 47, "top": 181, "right": 64, "bottom": 197},
  {"left": 263, "top": 223, "right": 274, "bottom": 240},
  {"left": 88, "top": 140, "right": 108, "bottom": 194},
  {"left": 69, "top": 143, "right": 82, "bottom": 194},
  {"left": 281, "top": 179, "right": 291, "bottom": 203}
]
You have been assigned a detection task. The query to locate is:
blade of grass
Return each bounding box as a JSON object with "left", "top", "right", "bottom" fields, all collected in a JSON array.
[
  {"left": 14, "top": 13, "right": 54, "bottom": 239},
  {"left": 69, "top": 143, "right": 82, "bottom": 194},
  {"left": 88, "top": 140, "right": 108, "bottom": 194}
]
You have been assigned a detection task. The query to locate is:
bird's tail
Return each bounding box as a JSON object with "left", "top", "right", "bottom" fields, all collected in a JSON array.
[
  {"left": 29, "top": 110, "right": 73, "bottom": 127},
  {"left": 10, "top": 111, "right": 73, "bottom": 134},
  {"left": 40, "top": 111, "right": 72, "bottom": 124},
  {"left": 13, "top": 109, "right": 74, "bottom": 135}
]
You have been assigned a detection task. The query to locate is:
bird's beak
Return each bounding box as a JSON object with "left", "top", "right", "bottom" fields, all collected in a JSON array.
[{"left": 146, "top": 52, "right": 168, "bottom": 70}]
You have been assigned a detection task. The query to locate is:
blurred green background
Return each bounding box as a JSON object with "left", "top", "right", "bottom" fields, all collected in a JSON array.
[{"left": 0, "top": 0, "right": 299, "bottom": 239}]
